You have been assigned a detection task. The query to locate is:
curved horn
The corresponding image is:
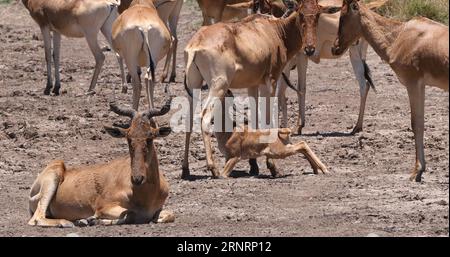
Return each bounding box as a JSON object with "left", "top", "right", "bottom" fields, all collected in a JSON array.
[
  {"left": 281, "top": 0, "right": 296, "bottom": 17},
  {"left": 145, "top": 97, "right": 173, "bottom": 119},
  {"left": 110, "top": 103, "right": 136, "bottom": 118}
]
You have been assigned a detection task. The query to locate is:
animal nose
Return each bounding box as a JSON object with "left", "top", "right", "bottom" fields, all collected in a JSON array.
[
  {"left": 331, "top": 46, "right": 340, "bottom": 56},
  {"left": 304, "top": 46, "right": 316, "bottom": 56},
  {"left": 131, "top": 175, "right": 145, "bottom": 186}
]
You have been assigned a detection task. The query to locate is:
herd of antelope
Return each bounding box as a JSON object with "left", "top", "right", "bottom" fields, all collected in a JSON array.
[{"left": 19, "top": 0, "right": 448, "bottom": 227}]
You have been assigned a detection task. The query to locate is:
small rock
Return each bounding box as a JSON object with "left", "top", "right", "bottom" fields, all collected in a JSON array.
[
  {"left": 66, "top": 233, "right": 80, "bottom": 237},
  {"left": 366, "top": 233, "right": 379, "bottom": 237}
]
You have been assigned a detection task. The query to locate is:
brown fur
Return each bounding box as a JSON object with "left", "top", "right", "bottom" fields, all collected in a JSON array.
[
  {"left": 119, "top": 0, "right": 184, "bottom": 83},
  {"left": 112, "top": 0, "right": 172, "bottom": 110},
  {"left": 28, "top": 102, "right": 174, "bottom": 227},
  {"left": 215, "top": 126, "right": 328, "bottom": 177},
  {"left": 22, "top": 0, "right": 125, "bottom": 95},
  {"left": 182, "top": 0, "right": 339, "bottom": 179},
  {"left": 272, "top": 0, "right": 386, "bottom": 135},
  {"left": 196, "top": 0, "right": 254, "bottom": 25},
  {"left": 332, "top": 0, "right": 449, "bottom": 182}
]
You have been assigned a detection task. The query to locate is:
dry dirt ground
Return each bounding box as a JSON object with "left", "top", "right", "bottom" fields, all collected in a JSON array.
[{"left": 0, "top": 1, "right": 448, "bottom": 237}]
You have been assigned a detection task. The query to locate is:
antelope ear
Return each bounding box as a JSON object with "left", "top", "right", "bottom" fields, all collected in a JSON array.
[
  {"left": 157, "top": 127, "right": 172, "bottom": 137},
  {"left": 104, "top": 126, "right": 127, "bottom": 138},
  {"left": 320, "top": 5, "right": 341, "bottom": 14}
]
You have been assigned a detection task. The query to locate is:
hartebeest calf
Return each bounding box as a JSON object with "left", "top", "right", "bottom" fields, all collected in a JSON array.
[
  {"left": 331, "top": 0, "right": 449, "bottom": 182},
  {"left": 182, "top": 0, "right": 340, "bottom": 178},
  {"left": 196, "top": 0, "right": 254, "bottom": 25},
  {"left": 217, "top": 126, "right": 328, "bottom": 177},
  {"left": 112, "top": 0, "right": 172, "bottom": 110},
  {"left": 22, "top": 0, "right": 125, "bottom": 95},
  {"left": 28, "top": 99, "right": 174, "bottom": 227},
  {"left": 214, "top": 91, "right": 328, "bottom": 178},
  {"left": 119, "top": 0, "right": 183, "bottom": 83}
]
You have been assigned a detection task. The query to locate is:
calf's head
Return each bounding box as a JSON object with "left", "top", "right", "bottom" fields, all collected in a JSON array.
[
  {"left": 332, "top": 0, "right": 363, "bottom": 56},
  {"left": 104, "top": 99, "right": 172, "bottom": 186}
]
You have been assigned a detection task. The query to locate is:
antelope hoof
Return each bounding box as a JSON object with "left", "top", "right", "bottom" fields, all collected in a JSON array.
[
  {"left": 207, "top": 165, "right": 219, "bottom": 178},
  {"left": 350, "top": 126, "right": 363, "bottom": 135},
  {"left": 269, "top": 168, "right": 280, "bottom": 178},
  {"left": 126, "top": 73, "right": 132, "bottom": 83},
  {"left": 169, "top": 74, "right": 176, "bottom": 83},
  {"left": 44, "top": 87, "right": 52, "bottom": 96},
  {"left": 160, "top": 74, "right": 167, "bottom": 83},
  {"left": 295, "top": 126, "right": 303, "bottom": 135},
  {"left": 320, "top": 167, "right": 330, "bottom": 175},
  {"left": 181, "top": 167, "right": 190, "bottom": 180},
  {"left": 156, "top": 210, "right": 175, "bottom": 223},
  {"left": 121, "top": 85, "right": 128, "bottom": 94},
  {"left": 249, "top": 166, "right": 259, "bottom": 176},
  {"left": 409, "top": 170, "right": 423, "bottom": 182},
  {"left": 219, "top": 173, "right": 229, "bottom": 179},
  {"left": 74, "top": 219, "right": 89, "bottom": 227},
  {"left": 52, "top": 85, "right": 60, "bottom": 96}
]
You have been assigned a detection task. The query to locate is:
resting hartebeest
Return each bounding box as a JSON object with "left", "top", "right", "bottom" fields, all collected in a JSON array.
[
  {"left": 112, "top": 0, "right": 172, "bottom": 110},
  {"left": 182, "top": 0, "right": 340, "bottom": 178},
  {"left": 331, "top": 0, "right": 449, "bottom": 182},
  {"left": 28, "top": 99, "right": 174, "bottom": 227},
  {"left": 22, "top": 0, "right": 125, "bottom": 95},
  {"left": 196, "top": 0, "right": 254, "bottom": 25},
  {"left": 118, "top": 0, "right": 183, "bottom": 83}
]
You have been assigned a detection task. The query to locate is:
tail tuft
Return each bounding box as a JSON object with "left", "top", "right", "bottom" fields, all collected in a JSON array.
[{"left": 363, "top": 60, "right": 376, "bottom": 93}]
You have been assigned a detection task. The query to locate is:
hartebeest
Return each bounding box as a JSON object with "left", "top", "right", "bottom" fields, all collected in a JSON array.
[
  {"left": 196, "top": 0, "right": 254, "bottom": 25},
  {"left": 217, "top": 126, "right": 329, "bottom": 177},
  {"left": 331, "top": 0, "right": 449, "bottom": 182},
  {"left": 22, "top": 0, "right": 125, "bottom": 95},
  {"left": 214, "top": 91, "right": 328, "bottom": 178},
  {"left": 182, "top": 0, "right": 340, "bottom": 178},
  {"left": 118, "top": 0, "right": 183, "bottom": 83},
  {"left": 112, "top": 0, "right": 172, "bottom": 110},
  {"left": 28, "top": 99, "right": 174, "bottom": 227},
  {"left": 271, "top": 0, "right": 386, "bottom": 134}
]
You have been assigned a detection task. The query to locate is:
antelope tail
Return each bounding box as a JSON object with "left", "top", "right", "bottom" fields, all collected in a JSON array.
[
  {"left": 363, "top": 60, "right": 376, "bottom": 93},
  {"left": 139, "top": 29, "right": 155, "bottom": 82},
  {"left": 184, "top": 75, "right": 193, "bottom": 98},
  {"left": 282, "top": 72, "right": 298, "bottom": 92}
]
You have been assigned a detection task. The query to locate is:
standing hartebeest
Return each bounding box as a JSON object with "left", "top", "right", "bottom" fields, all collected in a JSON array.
[
  {"left": 182, "top": 0, "right": 340, "bottom": 179},
  {"left": 331, "top": 0, "right": 449, "bottom": 182},
  {"left": 112, "top": 0, "right": 172, "bottom": 110},
  {"left": 256, "top": 0, "right": 384, "bottom": 135},
  {"left": 118, "top": 0, "right": 183, "bottom": 84},
  {"left": 28, "top": 99, "right": 174, "bottom": 227},
  {"left": 22, "top": 0, "right": 125, "bottom": 95}
]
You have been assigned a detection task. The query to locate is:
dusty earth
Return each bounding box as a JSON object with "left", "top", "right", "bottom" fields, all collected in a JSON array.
[{"left": 0, "top": 1, "right": 448, "bottom": 237}]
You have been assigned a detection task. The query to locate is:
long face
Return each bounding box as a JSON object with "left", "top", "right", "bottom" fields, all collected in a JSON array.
[
  {"left": 297, "top": 0, "right": 341, "bottom": 56},
  {"left": 332, "top": 0, "right": 362, "bottom": 56},
  {"left": 105, "top": 102, "right": 171, "bottom": 186}
]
